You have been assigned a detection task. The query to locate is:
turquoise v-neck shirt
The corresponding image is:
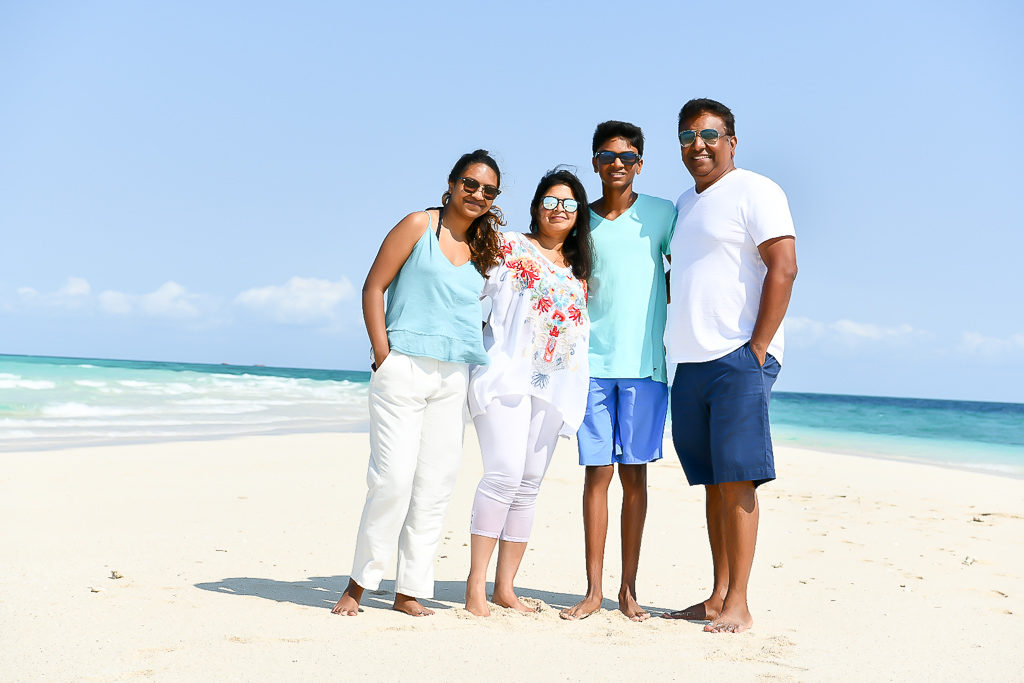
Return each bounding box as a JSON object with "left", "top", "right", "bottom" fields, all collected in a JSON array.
[{"left": 586, "top": 194, "right": 676, "bottom": 383}]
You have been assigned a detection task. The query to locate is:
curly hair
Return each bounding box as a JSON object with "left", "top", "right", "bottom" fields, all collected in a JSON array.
[{"left": 442, "top": 149, "right": 506, "bottom": 276}]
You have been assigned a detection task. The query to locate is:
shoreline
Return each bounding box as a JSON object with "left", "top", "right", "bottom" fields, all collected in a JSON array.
[
  {"left": 1, "top": 431, "right": 1022, "bottom": 680},
  {"left": 4, "top": 424, "right": 1023, "bottom": 481}
]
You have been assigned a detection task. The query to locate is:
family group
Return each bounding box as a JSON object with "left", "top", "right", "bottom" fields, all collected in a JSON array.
[{"left": 332, "top": 98, "right": 798, "bottom": 634}]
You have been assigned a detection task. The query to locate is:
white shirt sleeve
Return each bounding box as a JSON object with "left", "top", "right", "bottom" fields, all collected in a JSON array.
[{"left": 744, "top": 177, "right": 796, "bottom": 246}]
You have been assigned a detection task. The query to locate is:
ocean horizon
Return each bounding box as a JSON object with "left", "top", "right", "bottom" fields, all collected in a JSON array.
[{"left": 2, "top": 353, "right": 1022, "bottom": 478}]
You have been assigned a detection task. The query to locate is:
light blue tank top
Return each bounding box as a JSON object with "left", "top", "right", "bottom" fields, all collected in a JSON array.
[{"left": 385, "top": 211, "right": 489, "bottom": 365}]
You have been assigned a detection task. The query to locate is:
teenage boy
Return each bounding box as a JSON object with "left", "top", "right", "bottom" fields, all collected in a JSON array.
[
  {"left": 560, "top": 121, "right": 676, "bottom": 622},
  {"left": 663, "top": 98, "right": 797, "bottom": 633}
]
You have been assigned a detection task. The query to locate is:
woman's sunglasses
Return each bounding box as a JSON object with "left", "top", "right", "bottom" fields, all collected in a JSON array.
[
  {"left": 541, "top": 196, "right": 579, "bottom": 213},
  {"left": 678, "top": 129, "right": 731, "bottom": 146},
  {"left": 459, "top": 176, "right": 500, "bottom": 200},
  {"left": 593, "top": 151, "right": 641, "bottom": 167}
]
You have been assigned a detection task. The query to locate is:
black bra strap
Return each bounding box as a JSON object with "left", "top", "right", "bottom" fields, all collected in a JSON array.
[{"left": 436, "top": 207, "right": 443, "bottom": 239}]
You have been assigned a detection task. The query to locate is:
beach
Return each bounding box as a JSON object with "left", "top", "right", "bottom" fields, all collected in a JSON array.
[{"left": 2, "top": 431, "right": 1021, "bottom": 681}]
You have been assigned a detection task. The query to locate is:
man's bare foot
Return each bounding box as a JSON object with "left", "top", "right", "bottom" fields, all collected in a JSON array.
[
  {"left": 465, "top": 579, "right": 491, "bottom": 617},
  {"left": 393, "top": 593, "right": 434, "bottom": 617},
  {"left": 618, "top": 587, "right": 649, "bottom": 622},
  {"left": 704, "top": 603, "right": 752, "bottom": 633},
  {"left": 331, "top": 579, "right": 363, "bottom": 616},
  {"left": 661, "top": 597, "right": 723, "bottom": 621},
  {"left": 492, "top": 590, "right": 536, "bottom": 613},
  {"left": 559, "top": 593, "right": 602, "bottom": 620}
]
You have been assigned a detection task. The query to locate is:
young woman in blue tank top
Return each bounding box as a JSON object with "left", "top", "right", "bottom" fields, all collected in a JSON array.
[{"left": 333, "top": 150, "right": 505, "bottom": 618}]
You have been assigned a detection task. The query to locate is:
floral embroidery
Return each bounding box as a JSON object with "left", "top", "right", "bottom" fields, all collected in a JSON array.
[{"left": 496, "top": 233, "right": 588, "bottom": 378}]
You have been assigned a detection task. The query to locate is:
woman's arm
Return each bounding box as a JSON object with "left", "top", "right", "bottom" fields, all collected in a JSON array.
[{"left": 362, "top": 211, "right": 431, "bottom": 368}]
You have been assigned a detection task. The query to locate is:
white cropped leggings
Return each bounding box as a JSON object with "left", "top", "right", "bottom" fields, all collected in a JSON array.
[
  {"left": 470, "top": 395, "right": 563, "bottom": 543},
  {"left": 349, "top": 350, "right": 469, "bottom": 599}
]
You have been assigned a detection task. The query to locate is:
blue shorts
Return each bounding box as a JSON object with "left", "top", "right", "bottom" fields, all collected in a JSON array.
[
  {"left": 577, "top": 377, "right": 668, "bottom": 466},
  {"left": 670, "top": 343, "right": 780, "bottom": 487}
]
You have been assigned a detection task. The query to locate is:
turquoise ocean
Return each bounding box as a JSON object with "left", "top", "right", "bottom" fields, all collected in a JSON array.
[{"left": 2, "top": 354, "right": 1022, "bottom": 478}]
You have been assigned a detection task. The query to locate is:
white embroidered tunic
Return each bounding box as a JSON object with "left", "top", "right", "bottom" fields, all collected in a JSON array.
[{"left": 469, "top": 231, "right": 590, "bottom": 435}]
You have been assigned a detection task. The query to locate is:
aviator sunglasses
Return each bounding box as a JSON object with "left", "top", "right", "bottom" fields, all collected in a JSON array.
[
  {"left": 593, "top": 151, "right": 641, "bottom": 166},
  {"left": 458, "top": 176, "right": 500, "bottom": 200},
  {"left": 541, "top": 196, "right": 579, "bottom": 213},
  {"left": 678, "top": 128, "right": 731, "bottom": 146}
]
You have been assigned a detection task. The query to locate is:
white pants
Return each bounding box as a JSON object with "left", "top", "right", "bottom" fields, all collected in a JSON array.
[
  {"left": 470, "top": 395, "right": 563, "bottom": 543},
  {"left": 350, "top": 350, "right": 469, "bottom": 598}
]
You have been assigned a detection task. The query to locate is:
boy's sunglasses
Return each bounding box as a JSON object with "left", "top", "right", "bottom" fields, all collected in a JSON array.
[
  {"left": 459, "top": 176, "right": 500, "bottom": 200},
  {"left": 594, "top": 151, "right": 641, "bottom": 166},
  {"left": 541, "top": 196, "right": 579, "bottom": 213},
  {"left": 678, "top": 129, "right": 731, "bottom": 146}
]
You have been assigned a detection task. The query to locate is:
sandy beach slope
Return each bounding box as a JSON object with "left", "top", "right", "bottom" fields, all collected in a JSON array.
[{"left": 1, "top": 431, "right": 1021, "bottom": 681}]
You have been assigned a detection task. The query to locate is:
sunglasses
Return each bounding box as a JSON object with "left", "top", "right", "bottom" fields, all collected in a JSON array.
[
  {"left": 594, "top": 151, "right": 641, "bottom": 166},
  {"left": 541, "top": 196, "right": 579, "bottom": 213},
  {"left": 458, "top": 176, "right": 500, "bottom": 200},
  {"left": 678, "top": 129, "right": 731, "bottom": 146}
]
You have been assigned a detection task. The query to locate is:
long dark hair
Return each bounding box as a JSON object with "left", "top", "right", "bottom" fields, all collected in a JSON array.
[
  {"left": 528, "top": 168, "right": 593, "bottom": 282},
  {"left": 437, "top": 149, "right": 505, "bottom": 276}
]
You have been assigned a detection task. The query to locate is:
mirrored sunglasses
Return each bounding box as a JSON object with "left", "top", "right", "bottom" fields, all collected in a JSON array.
[
  {"left": 541, "top": 196, "right": 579, "bottom": 213},
  {"left": 593, "top": 151, "right": 641, "bottom": 166},
  {"left": 678, "top": 129, "right": 730, "bottom": 146}
]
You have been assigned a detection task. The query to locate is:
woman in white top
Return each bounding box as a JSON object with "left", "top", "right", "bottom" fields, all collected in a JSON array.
[{"left": 464, "top": 169, "right": 593, "bottom": 616}]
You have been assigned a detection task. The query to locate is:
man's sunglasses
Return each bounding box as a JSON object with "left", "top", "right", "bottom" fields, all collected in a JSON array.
[
  {"left": 459, "top": 176, "right": 500, "bottom": 200},
  {"left": 594, "top": 151, "right": 641, "bottom": 167},
  {"left": 678, "top": 129, "right": 731, "bottom": 147},
  {"left": 541, "top": 196, "right": 579, "bottom": 213}
]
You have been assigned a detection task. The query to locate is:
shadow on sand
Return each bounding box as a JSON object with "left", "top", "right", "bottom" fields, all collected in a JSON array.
[{"left": 194, "top": 575, "right": 638, "bottom": 613}]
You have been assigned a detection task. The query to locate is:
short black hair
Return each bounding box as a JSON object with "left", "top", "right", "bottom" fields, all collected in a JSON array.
[
  {"left": 529, "top": 168, "right": 593, "bottom": 282},
  {"left": 592, "top": 120, "right": 644, "bottom": 157},
  {"left": 677, "top": 98, "right": 735, "bottom": 136}
]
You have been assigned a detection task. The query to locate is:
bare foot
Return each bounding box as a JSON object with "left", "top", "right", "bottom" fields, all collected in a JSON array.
[
  {"left": 331, "top": 579, "right": 364, "bottom": 616},
  {"left": 492, "top": 590, "right": 536, "bottom": 613},
  {"left": 704, "top": 603, "right": 752, "bottom": 633},
  {"left": 661, "top": 597, "right": 722, "bottom": 621},
  {"left": 618, "top": 587, "right": 649, "bottom": 622},
  {"left": 559, "top": 593, "right": 602, "bottom": 620},
  {"left": 465, "top": 579, "right": 491, "bottom": 617},
  {"left": 393, "top": 593, "right": 434, "bottom": 617}
]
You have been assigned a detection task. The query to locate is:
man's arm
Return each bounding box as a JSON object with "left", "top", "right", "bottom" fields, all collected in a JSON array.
[{"left": 749, "top": 236, "right": 797, "bottom": 365}]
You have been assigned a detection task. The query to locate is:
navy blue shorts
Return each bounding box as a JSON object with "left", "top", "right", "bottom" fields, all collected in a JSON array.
[{"left": 670, "top": 343, "right": 780, "bottom": 487}]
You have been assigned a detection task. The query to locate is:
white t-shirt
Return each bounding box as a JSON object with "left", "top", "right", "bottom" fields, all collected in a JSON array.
[
  {"left": 469, "top": 231, "right": 590, "bottom": 435},
  {"left": 667, "top": 168, "right": 796, "bottom": 364}
]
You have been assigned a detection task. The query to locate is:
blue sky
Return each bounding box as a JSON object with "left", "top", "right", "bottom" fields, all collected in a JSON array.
[{"left": 2, "top": 1, "right": 1022, "bottom": 402}]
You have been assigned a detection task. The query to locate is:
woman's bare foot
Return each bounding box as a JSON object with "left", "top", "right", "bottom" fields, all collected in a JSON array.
[
  {"left": 392, "top": 593, "right": 434, "bottom": 617},
  {"left": 465, "top": 578, "right": 491, "bottom": 617},
  {"left": 704, "top": 602, "right": 752, "bottom": 633},
  {"left": 331, "top": 579, "right": 363, "bottom": 616},
  {"left": 492, "top": 590, "right": 536, "bottom": 613},
  {"left": 618, "top": 586, "right": 649, "bottom": 622},
  {"left": 661, "top": 596, "right": 723, "bottom": 621},
  {"left": 559, "top": 592, "right": 602, "bottom": 620}
]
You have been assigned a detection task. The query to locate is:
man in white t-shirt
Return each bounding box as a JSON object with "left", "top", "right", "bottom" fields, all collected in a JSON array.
[{"left": 662, "top": 99, "right": 797, "bottom": 634}]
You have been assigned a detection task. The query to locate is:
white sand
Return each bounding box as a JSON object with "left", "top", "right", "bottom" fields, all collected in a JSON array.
[{"left": 1, "top": 431, "right": 1021, "bottom": 681}]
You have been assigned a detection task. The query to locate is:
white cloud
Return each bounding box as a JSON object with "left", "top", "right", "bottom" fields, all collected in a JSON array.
[
  {"left": 140, "top": 282, "right": 202, "bottom": 318},
  {"left": 958, "top": 331, "right": 1024, "bottom": 357},
  {"left": 234, "top": 276, "right": 355, "bottom": 324},
  {"left": 97, "top": 290, "right": 133, "bottom": 315},
  {"left": 98, "top": 281, "right": 214, "bottom": 319},
  {"left": 16, "top": 276, "right": 92, "bottom": 309},
  {"left": 786, "top": 316, "right": 922, "bottom": 347}
]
